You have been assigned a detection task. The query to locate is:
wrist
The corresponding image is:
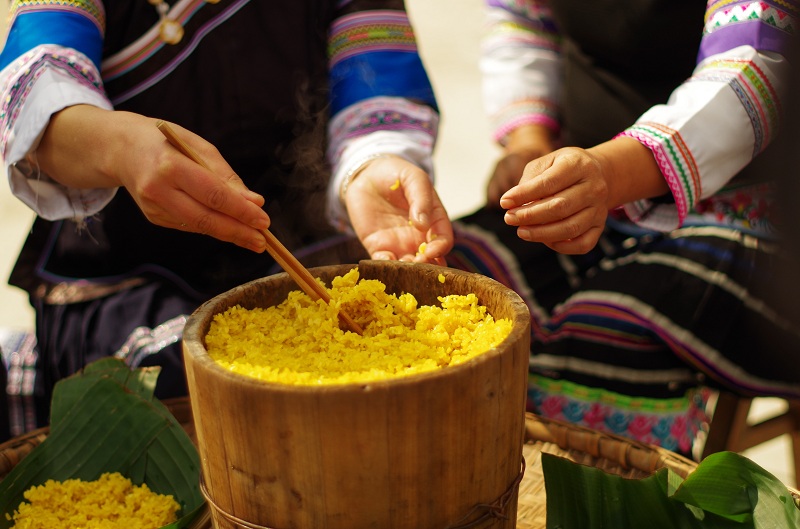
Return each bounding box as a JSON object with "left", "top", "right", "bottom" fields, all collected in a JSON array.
[
  {"left": 38, "top": 105, "right": 123, "bottom": 188},
  {"left": 338, "top": 153, "right": 394, "bottom": 207},
  {"left": 505, "top": 124, "right": 556, "bottom": 153}
]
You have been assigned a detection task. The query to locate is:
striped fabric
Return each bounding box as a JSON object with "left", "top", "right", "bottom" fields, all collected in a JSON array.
[
  {"left": 489, "top": 98, "right": 559, "bottom": 146},
  {"left": 101, "top": 0, "right": 250, "bottom": 105},
  {"left": 448, "top": 208, "right": 800, "bottom": 455},
  {"left": 620, "top": 123, "right": 701, "bottom": 228},
  {"left": 101, "top": 0, "right": 220, "bottom": 81},
  {"left": 328, "top": 96, "right": 437, "bottom": 146},
  {"left": 689, "top": 57, "right": 781, "bottom": 155},
  {"left": 0, "top": 45, "right": 104, "bottom": 159},
  {"left": 0, "top": 328, "right": 38, "bottom": 438},
  {"left": 8, "top": 0, "right": 106, "bottom": 30},
  {"left": 0, "top": 1, "right": 104, "bottom": 70},
  {"left": 327, "top": 10, "right": 436, "bottom": 115},
  {"left": 481, "top": 0, "right": 562, "bottom": 143},
  {"left": 8, "top": 0, "right": 105, "bottom": 37},
  {"left": 701, "top": 0, "right": 798, "bottom": 59},
  {"left": 483, "top": 0, "right": 560, "bottom": 50},
  {"left": 328, "top": 10, "right": 419, "bottom": 67},
  {"left": 326, "top": 96, "right": 437, "bottom": 169}
]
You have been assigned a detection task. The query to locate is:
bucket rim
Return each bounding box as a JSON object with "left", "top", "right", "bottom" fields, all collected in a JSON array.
[{"left": 182, "top": 260, "right": 531, "bottom": 393}]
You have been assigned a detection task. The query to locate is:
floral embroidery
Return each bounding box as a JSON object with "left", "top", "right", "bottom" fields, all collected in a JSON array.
[
  {"left": 528, "top": 375, "right": 710, "bottom": 455},
  {"left": 692, "top": 184, "right": 774, "bottom": 232}
]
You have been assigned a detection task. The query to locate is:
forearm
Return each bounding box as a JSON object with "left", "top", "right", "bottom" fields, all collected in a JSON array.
[
  {"left": 325, "top": 7, "right": 438, "bottom": 232},
  {"left": 505, "top": 123, "right": 556, "bottom": 154},
  {"left": 36, "top": 105, "right": 134, "bottom": 190},
  {"left": 481, "top": 0, "right": 562, "bottom": 145}
]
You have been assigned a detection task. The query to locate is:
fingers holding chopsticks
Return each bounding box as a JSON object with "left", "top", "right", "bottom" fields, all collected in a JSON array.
[
  {"left": 33, "top": 107, "right": 269, "bottom": 252},
  {"left": 153, "top": 121, "right": 271, "bottom": 252}
]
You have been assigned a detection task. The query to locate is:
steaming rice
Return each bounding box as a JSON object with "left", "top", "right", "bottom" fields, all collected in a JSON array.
[
  {"left": 205, "top": 268, "right": 512, "bottom": 385},
  {"left": 8, "top": 472, "right": 180, "bottom": 529}
]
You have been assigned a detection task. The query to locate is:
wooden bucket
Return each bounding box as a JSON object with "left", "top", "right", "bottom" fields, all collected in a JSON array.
[{"left": 182, "top": 260, "right": 532, "bottom": 529}]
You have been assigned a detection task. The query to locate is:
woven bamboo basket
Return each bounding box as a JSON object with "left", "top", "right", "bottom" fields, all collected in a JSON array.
[{"left": 1, "top": 399, "right": 798, "bottom": 528}]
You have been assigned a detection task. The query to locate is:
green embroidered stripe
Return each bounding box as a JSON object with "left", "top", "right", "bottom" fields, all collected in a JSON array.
[
  {"left": 530, "top": 374, "right": 694, "bottom": 413},
  {"left": 630, "top": 123, "right": 697, "bottom": 209}
]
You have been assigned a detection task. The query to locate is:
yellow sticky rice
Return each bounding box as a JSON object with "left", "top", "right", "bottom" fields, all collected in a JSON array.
[
  {"left": 8, "top": 472, "right": 180, "bottom": 529},
  {"left": 205, "top": 268, "right": 512, "bottom": 385}
]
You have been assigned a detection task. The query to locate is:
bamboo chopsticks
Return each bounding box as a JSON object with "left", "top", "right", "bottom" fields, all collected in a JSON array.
[{"left": 156, "top": 120, "right": 364, "bottom": 335}]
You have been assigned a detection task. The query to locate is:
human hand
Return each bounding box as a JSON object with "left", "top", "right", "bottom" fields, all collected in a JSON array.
[
  {"left": 37, "top": 106, "right": 270, "bottom": 252},
  {"left": 343, "top": 155, "right": 454, "bottom": 265},
  {"left": 500, "top": 147, "right": 610, "bottom": 254},
  {"left": 145, "top": 119, "right": 270, "bottom": 251},
  {"left": 486, "top": 124, "right": 556, "bottom": 207}
]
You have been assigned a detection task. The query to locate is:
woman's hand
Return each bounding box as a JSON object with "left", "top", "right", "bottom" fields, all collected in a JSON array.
[
  {"left": 486, "top": 124, "right": 556, "bottom": 207},
  {"left": 499, "top": 138, "right": 668, "bottom": 255},
  {"left": 343, "top": 155, "right": 453, "bottom": 265},
  {"left": 500, "top": 147, "right": 610, "bottom": 254},
  {"left": 36, "top": 105, "right": 271, "bottom": 252}
]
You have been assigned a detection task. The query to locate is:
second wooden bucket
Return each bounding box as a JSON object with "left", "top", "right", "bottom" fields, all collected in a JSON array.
[{"left": 182, "top": 260, "right": 531, "bottom": 529}]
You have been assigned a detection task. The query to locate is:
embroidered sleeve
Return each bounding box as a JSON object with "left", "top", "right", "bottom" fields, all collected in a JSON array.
[
  {"left": 1, "top": 0, "right": 115, "bottom": 221},
  {"left": 480, "top": 0, "right": 562, "bottom": 145},
  {"left": 326, "top": 2, "right": 439, "bottom": 231},
  {"left": 618, "top": 0, "right": 795, "bottom": 232}
]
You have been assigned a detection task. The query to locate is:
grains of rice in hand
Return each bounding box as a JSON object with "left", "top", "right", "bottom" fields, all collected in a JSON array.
[
  {"left": 8, "top": 472, "right": 180, "bottom": 529},
  {"left": 390, "top": 179, "right": 401, "bottom": 190},
  {"left": 205, "top": 268, "right": 512, "bottom": 385}
]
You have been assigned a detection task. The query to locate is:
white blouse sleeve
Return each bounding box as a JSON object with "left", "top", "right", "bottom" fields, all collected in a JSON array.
[
  {"left": 618, "top": 3, "right": 792, "bottom": 231},
  {"left": 325, "top": 97, "right": 438, "bottom": 232},
  {"left": 2, "top": 45, "right": 115, "bottom": 222},
  {"left": 479, "top": 0, "right": 562, "bottom": 145}
]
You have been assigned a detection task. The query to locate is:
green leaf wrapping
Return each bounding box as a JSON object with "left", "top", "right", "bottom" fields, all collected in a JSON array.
[
  {"left": 542, "top": 451, "right": 800, "bottom": 529},
  {"left": 0, "top": 358, "right": 204, "bottom": 529}
]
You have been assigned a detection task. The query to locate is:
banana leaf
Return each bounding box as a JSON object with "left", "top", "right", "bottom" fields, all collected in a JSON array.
[
  {"left": 0, "top": 358, "right": 205, "bottom": 529},
  {"left": 542, "top": 450, "right": 800, "bottom": 529}
]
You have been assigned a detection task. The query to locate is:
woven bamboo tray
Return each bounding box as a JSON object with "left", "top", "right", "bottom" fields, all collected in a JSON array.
[{"left": 1, "top": 397, "right": 796, "bottom": 529}]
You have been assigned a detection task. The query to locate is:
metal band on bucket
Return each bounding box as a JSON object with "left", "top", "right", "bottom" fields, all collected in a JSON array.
[{"left": 200, "top": 459, "right": 526, "bottom": 529}]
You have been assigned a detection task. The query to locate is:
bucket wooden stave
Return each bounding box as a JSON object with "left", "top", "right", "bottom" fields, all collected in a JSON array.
[{"left": 182, "top": 260, "right": 531, "bottom": 529}]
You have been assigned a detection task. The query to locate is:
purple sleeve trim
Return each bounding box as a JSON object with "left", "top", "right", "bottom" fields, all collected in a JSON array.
[{"left": 699, "top": 21, "right": 791, "bottom": 62}]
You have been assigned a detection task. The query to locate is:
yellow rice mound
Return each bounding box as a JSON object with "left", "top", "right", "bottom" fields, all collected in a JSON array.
[
  {"left": 8, "top": 472, "right": 180, "bottom": 529},
  {"left": 206, "top": 268, "right": 513, "bottom": 385}
]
